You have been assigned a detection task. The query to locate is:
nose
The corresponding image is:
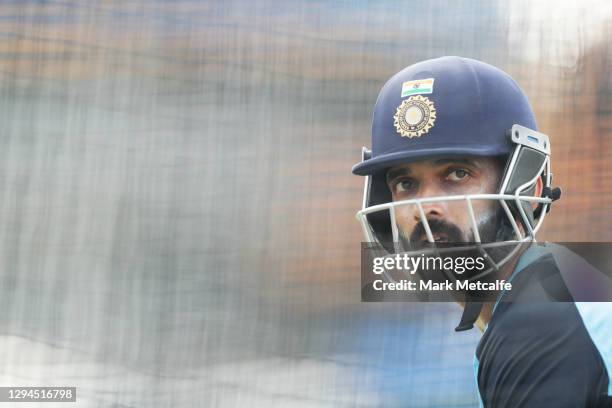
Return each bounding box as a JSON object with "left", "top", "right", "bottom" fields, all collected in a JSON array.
[
  {"left": 412, "top": 183, "right": 446, "bottom": 223},
  {"left": 413, "top": 203, "right": 445, "bottom": 223}
]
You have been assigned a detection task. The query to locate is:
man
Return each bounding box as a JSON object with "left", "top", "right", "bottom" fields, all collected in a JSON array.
[{"left": 352, "top": 56, "right": 612, "bottom": 407}]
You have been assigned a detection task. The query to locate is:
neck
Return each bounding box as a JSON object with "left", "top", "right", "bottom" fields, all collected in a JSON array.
[{"left": 463, "top": 243, "right": 529, "bottom": 332}]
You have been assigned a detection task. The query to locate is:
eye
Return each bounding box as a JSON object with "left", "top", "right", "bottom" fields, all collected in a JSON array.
[
  {"left": 446, "top": 168, "right": 470, "bottom": 182},
  {"left": 393, "top": 178, "right": 416, "bottom": 194}
]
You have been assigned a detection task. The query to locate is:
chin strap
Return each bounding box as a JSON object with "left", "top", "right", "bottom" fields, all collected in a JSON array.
[
  {"left": 455, "top": 301, "right": 483, "bottom": 331},
  {"left": 455, "top": 188, "right": 560, "bottom": 332}
]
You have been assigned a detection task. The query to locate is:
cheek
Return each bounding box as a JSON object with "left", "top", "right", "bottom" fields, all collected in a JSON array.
[
  {"left": 444, "top": 204, "right": 472, "bottom": 232},
  {"left": 393, "top": 205, "right": 415, "bottom": 235},
  {"left": 480, "top": 167, "right": 503, "bottom": 194},
  {"left": 472, "top": 200, "right": 498, "bottom": 216},
  {"left": 469, "top": 200, "right": 500, "bottom": 231}
]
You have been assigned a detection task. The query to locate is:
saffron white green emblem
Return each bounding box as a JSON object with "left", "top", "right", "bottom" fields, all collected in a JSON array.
[
  {"left": 393, "top": 95, "right": 436, "bottom": 138},
  {"left": 401, "top": 78, "right": 434, "bottom": 97}
]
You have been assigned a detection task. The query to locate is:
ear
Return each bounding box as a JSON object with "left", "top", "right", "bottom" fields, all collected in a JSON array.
[{"left": 532, "top": 176, "right": 543, "bottom": 209}]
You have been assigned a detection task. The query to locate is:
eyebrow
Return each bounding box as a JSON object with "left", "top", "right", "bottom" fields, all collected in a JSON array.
[
  {"left": 386, "top": 167, "right": 410, "bottom": 185},
  {"left": 386, "top": 158, "right": 479, "bottom": 185},
  {"left": 432, "top": 157, "right": 478, "bottom": 166}
]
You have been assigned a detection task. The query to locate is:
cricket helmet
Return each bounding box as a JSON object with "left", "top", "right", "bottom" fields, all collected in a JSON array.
[{"left": 353, "top": 57, "right": 561, "bottom": 330}]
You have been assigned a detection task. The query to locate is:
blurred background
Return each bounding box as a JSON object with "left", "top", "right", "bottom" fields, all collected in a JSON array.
[{"left": 0, "top": 1, "right": 609, "bottom": 407}]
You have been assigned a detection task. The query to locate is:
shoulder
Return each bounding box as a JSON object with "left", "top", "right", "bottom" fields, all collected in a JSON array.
[
  {"left": 479, "top": 297, "right": 596, "bottom": 364},
  {"left": 475, "top": 253, "right": 611, "bottom": 407},
  {"left": 476, "top": 301, "right": 609, "bottom": 407}
]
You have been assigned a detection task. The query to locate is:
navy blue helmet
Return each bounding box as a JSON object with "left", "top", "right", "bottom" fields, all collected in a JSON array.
[
  {"left": 353, "top": 56, "right": 538, "bottom": 176},
  {"left": 353, "top": 56, "right": 561, "bottom": 277}
]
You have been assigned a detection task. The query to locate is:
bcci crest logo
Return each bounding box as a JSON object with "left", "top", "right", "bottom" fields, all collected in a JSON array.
[{"left": 393, "top": 95, "right": 436, "bottom": 138}]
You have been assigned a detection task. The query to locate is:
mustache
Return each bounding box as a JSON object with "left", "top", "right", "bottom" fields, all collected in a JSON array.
[{"left": 407, "top": 218, "right": 465, "bottom": 247}]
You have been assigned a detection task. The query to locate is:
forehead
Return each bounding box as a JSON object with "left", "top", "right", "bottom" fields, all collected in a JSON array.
[{"left": 386, "top": 156, "right": 500, "bottom": 179}]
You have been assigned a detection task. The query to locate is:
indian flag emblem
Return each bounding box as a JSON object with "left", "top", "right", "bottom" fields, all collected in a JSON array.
[{"left": 401, "top": 78, "right": 435, "bottom": 97}]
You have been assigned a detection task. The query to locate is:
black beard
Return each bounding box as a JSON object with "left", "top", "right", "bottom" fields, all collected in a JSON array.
[
  {"left": 401, "top": 207, "right": 513, "bottom": 252},
  {"left": 398, "top": 208, "right": 520, "bottom": 293}
]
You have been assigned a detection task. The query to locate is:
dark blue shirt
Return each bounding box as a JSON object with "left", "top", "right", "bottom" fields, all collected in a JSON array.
[{"left": 475, "top": 245, "right": 612, "bottom": 407}]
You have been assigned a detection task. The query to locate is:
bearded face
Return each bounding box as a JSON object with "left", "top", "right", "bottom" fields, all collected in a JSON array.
[
  {"left": 387, "top": 156, "right": 520, "bottom": 285},
  {"left": 387, "top": 157, "right": 504, "bottom": 243}
]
